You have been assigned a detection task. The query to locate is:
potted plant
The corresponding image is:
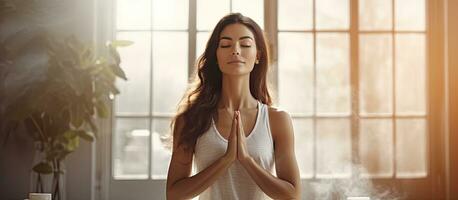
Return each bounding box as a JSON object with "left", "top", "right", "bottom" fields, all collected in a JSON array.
[
  {"left": 3, "top": 34, "right": 131, "bottom": 199},
  {"left": 1, "top": 1, "right": 133, "bottom": 199},
  {"left": 2, "top": 33, "right": 132, "bottom": 200}
]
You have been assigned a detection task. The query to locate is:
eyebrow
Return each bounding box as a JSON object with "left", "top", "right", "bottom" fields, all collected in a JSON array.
[{"left": 220, "top": 36, "right": 254, "bottom": 41}]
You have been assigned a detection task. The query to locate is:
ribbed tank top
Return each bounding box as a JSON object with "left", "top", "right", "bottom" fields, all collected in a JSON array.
[{"left": 193, "top": 101, "right": 275, "bottom": 200}]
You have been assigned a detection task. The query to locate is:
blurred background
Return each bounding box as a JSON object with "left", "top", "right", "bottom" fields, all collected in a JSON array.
[{"left": 1, "top": 0, "right": 457, "bottom": 199}]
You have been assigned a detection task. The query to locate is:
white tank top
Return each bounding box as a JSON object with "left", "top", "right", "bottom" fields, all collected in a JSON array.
[{"left": 193, "top": 101, "right": 275, "bottom": 200}]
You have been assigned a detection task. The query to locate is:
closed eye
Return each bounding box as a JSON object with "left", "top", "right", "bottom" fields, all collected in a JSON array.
[{"left": 220, "top": 45, "right": 251, "bottom": 48}]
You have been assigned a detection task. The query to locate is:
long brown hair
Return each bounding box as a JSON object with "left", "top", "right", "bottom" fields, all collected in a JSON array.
[{"left": 169, "top": 13, "right": 272, "bottom": 152}]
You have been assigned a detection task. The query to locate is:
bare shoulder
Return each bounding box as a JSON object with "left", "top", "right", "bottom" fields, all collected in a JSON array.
[
  {"left": 267, "top": 106, "right": 291, "bottom": 121},
  {"left": 267, "top": 106, "right": 294, "bottom": 141}
]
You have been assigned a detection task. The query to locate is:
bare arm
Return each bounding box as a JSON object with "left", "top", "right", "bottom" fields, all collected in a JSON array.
[
  {"left": 166, "top": 115, "right": 238, "bottom": 200},
  {"left": 239, "top": 109, "right": 301, "bottom": 199}
]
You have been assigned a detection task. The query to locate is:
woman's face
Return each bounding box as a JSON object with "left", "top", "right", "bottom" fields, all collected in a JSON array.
[{"left": 216, "top": 23, "right": 258, "bottom": 76}]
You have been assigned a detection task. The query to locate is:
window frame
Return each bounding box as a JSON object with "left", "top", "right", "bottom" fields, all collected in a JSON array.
[
  {"left": 95, "top": 0, "right": 447, "bottom": 199},
  {"left": 265, "top": 0, "right": 444, "bottom": 198}
]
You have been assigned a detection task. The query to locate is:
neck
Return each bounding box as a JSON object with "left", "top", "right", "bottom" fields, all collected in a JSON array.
[{"left": 218, "top": 74, "right": 258, "bottom": 110}]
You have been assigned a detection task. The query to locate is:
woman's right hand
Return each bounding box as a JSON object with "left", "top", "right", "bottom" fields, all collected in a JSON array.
[{"left": 223, "top": 111, "right": 238, "bottom": 163}]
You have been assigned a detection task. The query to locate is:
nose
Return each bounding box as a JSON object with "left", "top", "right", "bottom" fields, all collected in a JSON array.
[{"left": 231, "top": 43, "right": 241, "bottom": 55}]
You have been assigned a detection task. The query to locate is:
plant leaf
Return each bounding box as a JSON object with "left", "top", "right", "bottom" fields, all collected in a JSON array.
[
  {"left": 66, "top": 135, "right": 79, "bottom": 152},
  {"left": 95, "top": 100, "right": 108, "bottom": 118},
  {"left": 109, "top": 64, "right": 127, "bottom": 80},
  {"left": 111, "top": 40, "right": 133, "bottom": 48},
  {"left": 70, "top": 103, "right": 83, "bottom": 128},
  {"left": 33, "top": 162, "right": 53, "bottom": 174},
  {"left": 76, "top": 130, "right": 94, "bottom": 142},
  {"left": 62, "top": 130, "right": 79, "bottom": 152}
]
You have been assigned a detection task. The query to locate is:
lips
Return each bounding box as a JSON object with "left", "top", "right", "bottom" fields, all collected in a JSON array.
[{"left": 227, "top": 60, "right": 245, "bottom": 64}]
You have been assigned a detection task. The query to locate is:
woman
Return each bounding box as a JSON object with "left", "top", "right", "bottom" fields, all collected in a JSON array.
[{"left": 166, "top": 13, "right": 301, "bottom": 200}]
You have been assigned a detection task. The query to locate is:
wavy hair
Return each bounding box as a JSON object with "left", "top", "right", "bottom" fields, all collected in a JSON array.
[{"left": 169, "top": 13, "right": 273, "bottom": 152}]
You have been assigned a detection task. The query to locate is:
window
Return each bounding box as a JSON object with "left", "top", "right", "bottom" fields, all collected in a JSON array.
[
  {"left": 112, "top": 0, "right": 263, "bottom": 180},
  {"left": 113, "top": 0, "right": 189, "bottom": 179},
  {"left": 109, "top": 0, "right": 435, "bottom": 199},
  {"left": 276, "top": 0, "right": 430, "bottom": 198},
  {"left": 278, "top": 0, "right": 427, "bottom": 180}
]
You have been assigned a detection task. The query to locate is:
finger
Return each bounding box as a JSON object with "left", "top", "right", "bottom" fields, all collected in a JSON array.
[
  {"left": 237, "top": 111, "right": 244, "bottom": 135},
  {"left": 235, "top": 112, "right": 242, "bottom": 145},
  {"left": 230, "top": 112, "right": 238, "bottom": 138},
  {"left": 235, "top": 111, "right": 241, "bottom": 138}
]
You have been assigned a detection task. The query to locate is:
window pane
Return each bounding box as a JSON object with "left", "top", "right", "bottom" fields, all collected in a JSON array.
[
  {"left": 360, "top": 119, "right": 393, "bottom": 178},
  {"left": 395, "top": 0, "right": 426, "bottom": 31},
  {"left": 278, "top": 33, "right": 314, "bottom": 114},
  {"left": 115, "top": 32, "right": 151, "bottom": 115},
  {"left": 292, "top": 118, "right": 314, "bottom": 178},
  {"left": 316, "top": 0, "right": 349, "bottom": 30},
  {"left": 316, "top": 33, "right": 350, "bottom": 115},
  {"left": 116, "top": 0, "right": 150, "bottom": 30},
  {"left": 196, "top": 31, "right": 211, "bottom": 59},
  {"left": 232, "top": 0, "right": 264, "bottom": 28},
  {"left": 396, "top": 118, "right": 427, "bottom": 178},
  {"left": 152, "top": 0, "right": 188, "bottom": 30},
  {"left": 278, "top": 0, "right": 313, "bottom": 30},
  {"left": 113, "top": 118, "right": 149, "bottom": 179},
  {"left": 359, "top": 34, "right": 393, "bottom": 115},
  {"left": 316, "top": 118, "right": 351, "bottom": 178},
  {"left": 152, "top": 32, "right": 188, "bottom": 114},
  {"left": 151, "top": 118, "right": 173, "bottom": 179},
  {"left": 197, "top": 0, "right": 230, "bottom": 31},
  {"left": 395, "top": 34, "right": 426, "bottom": 115},
  {"left": 359, "top": 0, "right": 392, "bottom": 30}
]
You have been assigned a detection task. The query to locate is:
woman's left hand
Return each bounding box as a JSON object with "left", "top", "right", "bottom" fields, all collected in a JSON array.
[{"left": 236, "top": 110, "right": 251, "bottom": 164}]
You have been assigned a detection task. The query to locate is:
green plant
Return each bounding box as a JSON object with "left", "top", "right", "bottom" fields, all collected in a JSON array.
[
  {"left": 1, "top": 1, "right": 131, "bottom": 198},
  {"left": 3, "top": 35, "right": 132, "bottom": 199}
]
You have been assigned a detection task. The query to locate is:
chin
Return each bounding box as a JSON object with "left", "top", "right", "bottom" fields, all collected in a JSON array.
[
  {"left": 222, "top": 69, "right": 251, "bottom": 76},
  {"left": 220, "top": 66, "right": 253, "bottom": 75}
]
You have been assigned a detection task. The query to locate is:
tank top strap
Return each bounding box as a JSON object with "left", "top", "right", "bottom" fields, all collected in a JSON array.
[{"left": 260, "top": 101, "right": 274, "bottom": 147}]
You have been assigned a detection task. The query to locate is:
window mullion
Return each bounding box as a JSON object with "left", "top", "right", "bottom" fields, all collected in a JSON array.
[
  {"left": 148, "top": 0, "right": 154, "bottom": 179},
  {"left": 189, "top": 0, "right": 197, "bottom": 81},
  {"left": 391, "top": 0, "right": 397, "bottom": 179},
  {"left": 264, "top": 0, "right": 278, "bottom": 103},
  {"left": 311, "top": 0, "right": 317, "bottom": 180},
  {"left": 349, "top": 0, "right": 361, "bottom": 177},
  {"left": 392, "top": 0, "right": 398, "bottom": 179}
]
